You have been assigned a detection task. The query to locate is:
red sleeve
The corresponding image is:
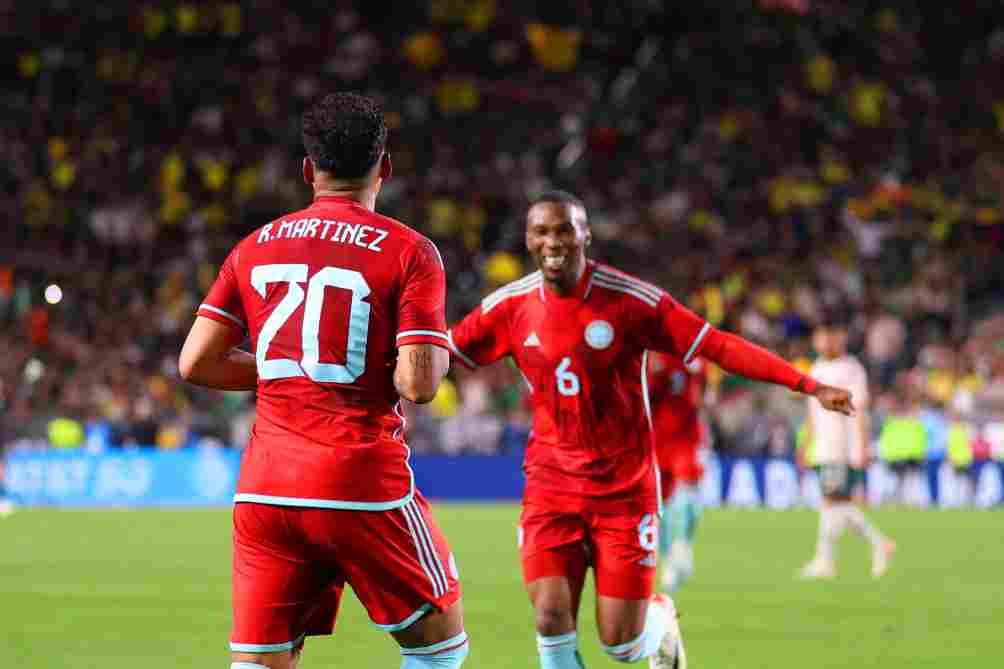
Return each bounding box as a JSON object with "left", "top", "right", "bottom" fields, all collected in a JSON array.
[
  {"left": 396, "top": 237, "right": 449, "bottom": 349},
  {"left": 637, "top": 294, "right": 712, "bottom": 362},
  {"left": 637, "top": 294, "right": 816, "bottom": 393},
  {"left": 698, "top": 329, "right": 818, "bottom": 393},
  {"left": 196, "top": 249, "right": 247, "bottom": 339},
  {"left": 448, "top": 303, "right": 510, "bottom": 369}
]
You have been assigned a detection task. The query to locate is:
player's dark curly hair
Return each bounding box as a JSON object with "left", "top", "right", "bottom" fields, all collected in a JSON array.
[
  {"left": 530, "top": 190, "right": 588, "bottom": 218},
  {"left": 301, "top": 93, "right": 387, "bottom": 179}
]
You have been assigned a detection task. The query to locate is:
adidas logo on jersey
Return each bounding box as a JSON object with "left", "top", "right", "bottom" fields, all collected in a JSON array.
[{"left": 524, "top": 332, "right": 541, "bottom": 347}]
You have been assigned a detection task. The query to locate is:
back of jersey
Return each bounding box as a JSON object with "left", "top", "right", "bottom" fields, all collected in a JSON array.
[{"left": 196, "top": 195, "right": 447, "bottom": 509}]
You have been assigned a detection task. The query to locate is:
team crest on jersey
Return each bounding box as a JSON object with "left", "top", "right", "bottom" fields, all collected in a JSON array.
[{"left": 584, "top": 320, "right": 614, "bottom": 350}]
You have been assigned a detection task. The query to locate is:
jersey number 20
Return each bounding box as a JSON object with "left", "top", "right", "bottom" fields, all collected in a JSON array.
[{"left": 251, "top": 263, "right": 371, "bottom": 383}]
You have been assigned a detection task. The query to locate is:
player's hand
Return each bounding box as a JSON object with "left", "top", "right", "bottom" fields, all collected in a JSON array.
[{"left": 813, "top": 384, "right": 855, "bottom": 416}]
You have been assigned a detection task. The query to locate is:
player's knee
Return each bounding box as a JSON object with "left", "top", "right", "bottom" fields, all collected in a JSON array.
[
  {"left": 598, "top": 625, "right": 644, "bottom": 653},
  {"left": 400, "top": 631, "right": 470, "bottom": 668},
  {"left": 601, "top": 636, "right": 644, "bottom": 663},
  {"left": 231, "top": 652, "right": 297, "bottom": 669},
  {"left": 534, "top": 605, "right": 575, "bottom": 636}
]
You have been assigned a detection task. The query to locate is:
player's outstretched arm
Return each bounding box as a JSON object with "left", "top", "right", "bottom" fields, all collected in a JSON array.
[
  {"left": 179, "top": 316, "right": 257, "bottom": 391},
  {"left": 700, "top": 328, "right": 855, "bottom": 415},
  {"left": 395, "top": 343, "right": 450, "bottom": 404}
]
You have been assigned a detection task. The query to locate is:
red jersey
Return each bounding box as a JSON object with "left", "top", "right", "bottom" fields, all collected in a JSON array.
[
  {"left": 196, "top": 196, "right": 448, "bottom": 510},
  {"left": 448, "top": 261, "right": 712, "bottom": 514},
  {"left": 647, "top": 352, "right": 705, "bottom": 449}
]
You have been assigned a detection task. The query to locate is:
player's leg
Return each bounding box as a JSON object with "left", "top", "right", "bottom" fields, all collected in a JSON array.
[
  {"left": 838, "top": 468, "right": 896, "bottom": 577},
  {"left": 663, "top": 450, "right": 703, "bottom": 591},
  {"left": 334, "top": 493, "right": 469, "bottom": 668},
  {"left": 657, "top": 468, "right": 677, "bottom": 590},
  {"left": 521, "top": 506, "right": 589, "bottom": 668},
  {"left": 801, "top": 464, "right": 848, "bottom": 579},
  {"left": 394, "top": 600, "right": 469, "bottom": 668},
  {"left": 230, "top": 503, "right": 342, "bottom": 669},
  {"left": 592, "top": 512, "right": 685, "bottom": 668}
]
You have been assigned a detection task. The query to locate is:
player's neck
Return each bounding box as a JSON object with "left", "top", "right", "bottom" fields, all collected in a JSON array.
[{"left": 313, "top": 182, "right": 378, "bottom": 211}]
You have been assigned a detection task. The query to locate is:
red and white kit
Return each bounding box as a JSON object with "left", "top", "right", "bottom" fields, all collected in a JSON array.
[
  {"left": 198, "top": 196, "right": 459, "bottom": 651},
  {"left": 449, "top": 261, "right": 814, "bottom": 599},
  {"left": 646, "top": 352, "right": 706, "bottom": 499}
]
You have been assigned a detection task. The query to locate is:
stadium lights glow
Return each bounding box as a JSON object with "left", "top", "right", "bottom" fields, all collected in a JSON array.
[{"left": 44, "top": 284, "right": 63, "bottom": 305}]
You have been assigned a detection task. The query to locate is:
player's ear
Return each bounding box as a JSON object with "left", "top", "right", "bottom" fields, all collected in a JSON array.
[
  {"left": 302, "top": 157, "right": 314, "bottom": 186},
  {"left": 584, "top": 226, "right": 592, "bottom": 248},
  {"left": 380, "top": 152, "right": 393, "bottom": 180}
]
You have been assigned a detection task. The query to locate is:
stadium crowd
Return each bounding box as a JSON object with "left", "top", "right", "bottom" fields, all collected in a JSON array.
[{"left": 2, "top": 1, "right": 1003, "bottom": 471}]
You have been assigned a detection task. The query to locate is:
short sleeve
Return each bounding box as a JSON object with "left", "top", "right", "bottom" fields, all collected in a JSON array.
[
  {"left": 852, "top": 361, "right": 870, "bottom": 407},
  {"left": 396, "top": 237, "right": 449, "bottom": 349},
  {"left": 448, "top": 303, "right": 511, "bottom": 369},
  {"left": 197, "top": 249, "right": 247, "bottom": 335},
  {"left": 636, "top": 294, "right": 711, "bottom": 363}
]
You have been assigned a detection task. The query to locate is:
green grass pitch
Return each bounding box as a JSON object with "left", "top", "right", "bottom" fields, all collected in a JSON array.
[{"left": 1, "top": 506, "right": 1001, "bottom": 668}]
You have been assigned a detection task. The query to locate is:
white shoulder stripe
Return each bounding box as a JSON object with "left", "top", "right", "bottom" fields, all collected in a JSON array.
[
  {"left": 594, "top": 269, "right": 663, "bottom": 300},
  {"left": 481, "top": 276, "right": 534, "bottom": 307},
  {"left": 483, "top": 282, "right": 540, "bottom": 313},
  {"left": 198, "top": 304, "right": 245, "bottom": 328},
  {"left": 487, "top": 270, "right": 540, "bottom": 294},
  {"left": 482, "top": 273, "right": 542, "bottom": 312},
  {"left": 591, "top": 277, "right": 659, "bottom": 307}
]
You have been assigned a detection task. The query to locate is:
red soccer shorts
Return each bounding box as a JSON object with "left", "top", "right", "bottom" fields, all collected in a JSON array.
[
  {"left": 518, "top": 502, "right": 658, "bottom": 601},
  {"left": 657, "top": 438, "right": 704, "bottom": 500},
  {"left": 230, "top": 492, "right": 460, "bottom": 653}
]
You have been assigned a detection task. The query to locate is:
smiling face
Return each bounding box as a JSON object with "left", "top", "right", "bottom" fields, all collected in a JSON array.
[{"left": 525, "top": 200, "right": 591, "bottom": 293}]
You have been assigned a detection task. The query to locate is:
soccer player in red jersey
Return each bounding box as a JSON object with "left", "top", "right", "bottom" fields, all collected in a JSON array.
[
  {"left": 646, "top": 352, "right": 707, "bottom": 592},
  {"left": 179, "top": 94, "right": 468, "bottom": 669},
  {"left": 448, "top": 191, "right": 854, "bottom": 669}
]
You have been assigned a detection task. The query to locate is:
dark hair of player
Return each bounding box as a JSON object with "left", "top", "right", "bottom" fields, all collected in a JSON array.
[
  {"left": 301, "top": 92, "right": 388, "bottom": 179},
  {"left": 530, "top": 190, "right": 588, "bottom": 219},
  {"left": 817, "top": 308, "right": 850, "bottom": 330}
]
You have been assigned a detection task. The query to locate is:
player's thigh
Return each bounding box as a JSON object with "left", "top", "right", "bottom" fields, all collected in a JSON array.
[
  {"left": 519, "top": 504, "right": 590, "bottom": 585},
  {"left": 588, "top": 511, "right": 657, "bottom": 602},
  {"left": 392, "top": 597, "right": 465, "bottom": 649},
  {"left": 332, "top": 493, "right": 462, "bottom": 636},
  {"left": 520, "top": 505, "right": 590, "bottom": 632},
  {"left": 595, "top": 595, "right": 649, "bottom": 646},
  {"left": 232, "top": 503, "right": 344, "bottom": 654}
]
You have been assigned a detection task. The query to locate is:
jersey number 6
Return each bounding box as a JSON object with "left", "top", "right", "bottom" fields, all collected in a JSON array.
[
  {"left": 555, "top": 356, "right": 581, "bottom": 397},
  {"left": 251, "top": 263, "right": 371, "bottom": 383}
]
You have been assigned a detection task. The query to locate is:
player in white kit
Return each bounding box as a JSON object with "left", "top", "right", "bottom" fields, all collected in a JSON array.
[{"left": 800, "top": 315, "right": 896, "bottom": 579}]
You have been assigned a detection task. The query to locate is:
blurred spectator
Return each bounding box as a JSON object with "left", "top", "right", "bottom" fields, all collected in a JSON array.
[{"left": 1, "top": 1, "right": 1002, "bottom": 460}]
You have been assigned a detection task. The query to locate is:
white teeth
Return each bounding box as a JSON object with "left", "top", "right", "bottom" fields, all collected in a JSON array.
[{"left": 543, "top": 255, "right": 566, "bottom": 270}]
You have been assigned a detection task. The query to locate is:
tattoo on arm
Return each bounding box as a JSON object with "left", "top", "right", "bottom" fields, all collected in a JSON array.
[{"left": 409, "top": 348, "right": 433, "bottom": 376}]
